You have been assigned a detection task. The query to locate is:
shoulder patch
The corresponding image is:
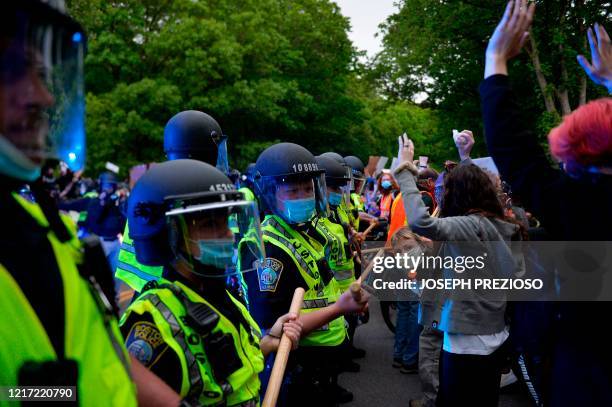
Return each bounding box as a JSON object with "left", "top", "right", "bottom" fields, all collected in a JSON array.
[
  {"left": 125, "top": 320, "right": 167, "bottom": 367},
  {"left": 257, "top": 257, "right": 284, "bottom": 292}
]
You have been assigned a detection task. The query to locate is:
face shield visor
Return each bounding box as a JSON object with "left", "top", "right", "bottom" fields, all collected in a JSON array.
[
  {"left": 351, "top": 171, "right": 366, "bottom": 195},
  {"left": 0, "top": 5, "right": 86, "bottom": 180},
  {"left": 257, "top": 172, "right": 328, "bottom": 224},
  {"left": 340, "top": 165, "right": 353, "bottom": 205},
  {"left": 215, "top": 134, "right": 229, "bottom": 175},
  {"left": 326, "top": 176, "right": 351, "bottom": 208},
  {"left": 166, "top": 199, "right": 265, "bottom": 278}
]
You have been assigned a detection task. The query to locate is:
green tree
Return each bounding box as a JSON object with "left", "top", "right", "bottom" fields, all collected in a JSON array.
[
  {"left": 374, "top": 0, "right": 610, "bottom": 149},
  {"left": 67, "top": 0, "right": 367, "bottom": 176}
]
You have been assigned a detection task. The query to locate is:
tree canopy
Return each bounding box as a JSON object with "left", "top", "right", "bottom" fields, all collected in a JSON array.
[
  {"left": 373, "top": 0, "right": 610, "bottom": 153},
  {"left": 66, "top": 0, "right": 609, "bottom": 177}
]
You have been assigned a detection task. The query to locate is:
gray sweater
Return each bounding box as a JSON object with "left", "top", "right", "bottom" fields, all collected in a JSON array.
[{"left": 396, "top": 168, "right": 521, "bottom": 335}]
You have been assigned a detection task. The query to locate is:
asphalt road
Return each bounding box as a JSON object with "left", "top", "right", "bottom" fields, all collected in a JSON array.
[{"left": 338, "top": 297, "right": 532, "bottom": 407}]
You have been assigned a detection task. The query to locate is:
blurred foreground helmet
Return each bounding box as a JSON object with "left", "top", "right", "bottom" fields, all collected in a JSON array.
[
  {"left": 98, "top": 171, "right": 118, "bottom": 191},
  {"left": 0, "top": 0, "right": 87, "bottom": 181},
  {"left": 128, "top": 159, "right": 264, "bottom": 277},
  {"left": 163, "top": 110, "right": 229, "bottom": 173},
  {"left": 254, "top": 143, "right": 328, "bottom": 224}
]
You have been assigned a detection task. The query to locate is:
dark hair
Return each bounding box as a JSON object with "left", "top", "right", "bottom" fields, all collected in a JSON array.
[
  {"left": 417, "top": 168, "right": 439, "bottom": 182},
  {"left": 417, "top": 168, "right": 438, "bottom": 192},
  {"left": 439, "top": 164, "right": 504, "bottom": 218}
]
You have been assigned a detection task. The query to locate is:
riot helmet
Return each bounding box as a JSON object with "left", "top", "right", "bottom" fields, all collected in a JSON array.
[
  {"left": 128, "top": 159, "right": 264, "bottom": 278},
  {"left": 163, "top": 110, "right": 229, "bottom": 173},
  {"left": 98, "top": 171, "right": 118, "bottom": 194},
  {"left": 344, "top": 155, "right": 366, "bottom": 195},
  {"left": 254, "top": 143, "right": 327, "bottom": 224},
  {"left": 315, "top": 155, "right": 351, "bottom": 208}
]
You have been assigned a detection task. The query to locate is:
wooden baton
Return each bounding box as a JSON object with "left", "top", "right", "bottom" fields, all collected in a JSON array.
[{"left": 261, "top": 287, "right": 305, "bottom": 407}]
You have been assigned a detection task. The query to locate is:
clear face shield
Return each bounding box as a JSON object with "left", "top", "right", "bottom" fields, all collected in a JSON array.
[
  {"left": 215, "top": 134, "right": 229, "bottom": 175},
  {"left": 258, "top": 172, "right": 328, "bottom": 224},
  {"left": 351, "top": 172, "right": 366, "bottom": 195},
  {"left": 326, "top": 178, "right": 352, "bottom": 208},
  {"left": 166, "top": 200, "right": 265, "bottom": 278},
  {"left": 0, "top": 7, "right": 86, "bottom": 178}
]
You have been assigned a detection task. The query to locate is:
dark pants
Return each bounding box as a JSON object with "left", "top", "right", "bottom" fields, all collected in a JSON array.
[
  {"left": 547, "top": 337, "right": 612, "bottom": 406},
  {"left": 346, "top": 313, "right": 358, "bottom": 347},
  {"left": 436, "top": 344, "right": 507, "bottom": 407},
  {"left": 284, "top": 343, "right": 348, "bottom": 407}
]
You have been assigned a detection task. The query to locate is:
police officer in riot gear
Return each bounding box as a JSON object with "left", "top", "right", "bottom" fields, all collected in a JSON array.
[
  {"left": 60, "top": 172, "right": 125, "bottom": 238},
  {"left": 313, "top": 155, "right": 355, "bottom": 291},
  {"left": 163, "top": 110, "right": 229, "bottom": 173},
  {"left": 344, "top": 155, "right": 367, "bottom": 208},
  {"left": 120, "top": 159, "right": 302, "bottom": 405},
  {"left": 116, "top": 109, "right": 230, "bottom": 292},
  {"left": 315, "top": 155, "right": 367, "bottom": 367},
  {"left": 0, "top": 2, "right": 178, "bottom": 404},
  {"left": 242, "top": 142, "right": 369, "bottom": 406},
  {"left": 319, "top": 153, "right": 359, "bottom": 230},
  {"left": 59, "top": 171, "right": 126, "bottom": 271}
]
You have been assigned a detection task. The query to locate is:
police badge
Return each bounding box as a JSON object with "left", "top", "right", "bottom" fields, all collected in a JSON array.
[{"left": 258, "top": 257, "right": 284, "bottom": 292}]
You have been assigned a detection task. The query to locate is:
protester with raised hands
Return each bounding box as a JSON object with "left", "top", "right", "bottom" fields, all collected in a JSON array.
[
  {"left": 481, "top": 1, "right": 612, "bottom": 405},
  {"left": 394, "top": 133, "right": 524, "bottom": 406}
]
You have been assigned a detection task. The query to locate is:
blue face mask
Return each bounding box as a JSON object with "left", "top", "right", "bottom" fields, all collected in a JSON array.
[
  {"left": 328, "top": 191, "right": 343, "bottom": 206},
  {"left": 193, "top": 238, "right": 235, "bottom": 270},
  {"left": 381, "top": 180, "right": 392, "bottom": 189},
  {"left": 280, "top": 197, "right": 316, "bottom": 223},
  {"left": 0, "top": 137, "right": 41, "bottom": 182}
]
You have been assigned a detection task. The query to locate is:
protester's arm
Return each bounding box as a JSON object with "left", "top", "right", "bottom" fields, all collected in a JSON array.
[
  {"left": 481, "top": 0, "right": 561, "bottom": 221},
  {"left": 395, "top": 135, "right": 457, "bottom": 241}
]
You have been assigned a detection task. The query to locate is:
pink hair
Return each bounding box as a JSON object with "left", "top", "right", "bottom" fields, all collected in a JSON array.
[{"left": 548, "top": 98, "right": 612, "bottom": 168}]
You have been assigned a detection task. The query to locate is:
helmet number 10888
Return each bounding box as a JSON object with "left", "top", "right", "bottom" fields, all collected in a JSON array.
[{"left": 292, "top": 163, "right": 318, "bottom": 173}]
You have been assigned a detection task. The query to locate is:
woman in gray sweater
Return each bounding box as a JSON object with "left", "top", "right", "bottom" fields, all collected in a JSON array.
[{"left": 395, "top": 134, "right": 523, "bottom": 406}]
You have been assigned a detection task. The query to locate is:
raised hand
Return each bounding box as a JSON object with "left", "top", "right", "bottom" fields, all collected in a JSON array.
[
  {"left": 453, "top": 130, "right": 475, "bottom": 161},
  {"left": 397, "top": 133, "right": 414, "bottom": 165},
  {"left": 577, "top": 24, "right": 612, "bottom": 93},
  {"left": 485, "top": 0, "right": 536, "bottom": 78}
]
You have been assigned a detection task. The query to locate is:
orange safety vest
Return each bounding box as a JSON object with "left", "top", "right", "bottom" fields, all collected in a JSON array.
[
  {"left": 387, "top": 193, "right": 406, "bottom": 243},
  {"left": 379, "top": 193, "right": 394, "bottom": 219},
  {"left": 387, "top": 190, "right": 437, "bottom": 242}
]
